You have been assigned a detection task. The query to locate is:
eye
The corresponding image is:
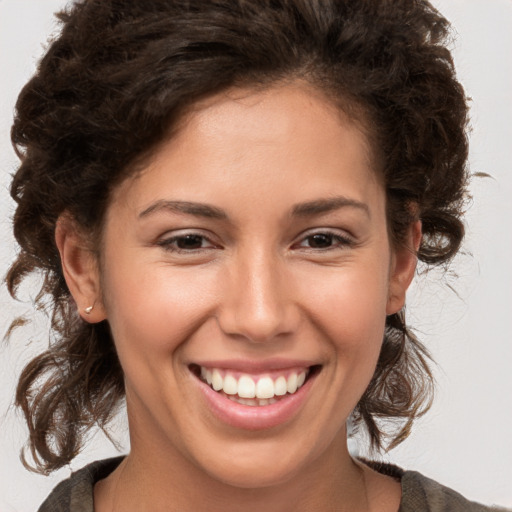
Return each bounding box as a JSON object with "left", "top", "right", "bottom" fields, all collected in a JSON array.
[
  {"left": 304, "top": 233, "right": 336, "bottom": 249},
  {"left": 295, "top": 231, "right": 354, "bottom": 250},
  {"left": 157, "top": 233, "right": 216, "bottom": 252}
]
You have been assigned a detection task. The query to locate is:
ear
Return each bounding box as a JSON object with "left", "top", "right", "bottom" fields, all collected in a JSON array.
[
  {"left": 386, "top": 220, "right": 422, "bottom": 315},
  {"left": 55, "top": 215, "right": 107, "bottom": 323}
]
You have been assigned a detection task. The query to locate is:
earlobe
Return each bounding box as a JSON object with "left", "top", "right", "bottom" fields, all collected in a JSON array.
[
  {"left": 386, "top": 220, "right": 422, "bottom": 315},
  {"left": 55, "top": 215, "right": 107, "bottom": 323}
]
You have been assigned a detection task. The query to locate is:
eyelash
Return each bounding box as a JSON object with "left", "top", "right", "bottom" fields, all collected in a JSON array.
[
  {"left": 294, "top": 230, "right": 355, "bottom": 251},
  {"left": 157, "top": 233, "right": 217, "bottom": 253},
  {"left": 156, "top": 229, "right": 355, "bottom": 254}
]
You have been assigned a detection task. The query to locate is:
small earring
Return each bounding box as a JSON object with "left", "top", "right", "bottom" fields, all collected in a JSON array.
[{"left": 84, "top": 305, "right": 94, "bottom": 315}]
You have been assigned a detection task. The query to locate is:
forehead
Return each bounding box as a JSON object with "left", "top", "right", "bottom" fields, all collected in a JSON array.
[
  {"left": 181, "top": 82, "right": 373, "bottom": 163},
  {"left": 109, "top": 83, "right": 382, "bottom": 221}
]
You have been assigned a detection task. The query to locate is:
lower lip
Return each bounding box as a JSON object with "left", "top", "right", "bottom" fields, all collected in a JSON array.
[{"left": 195, "top": 371, "right": 317, "bottom": 430}]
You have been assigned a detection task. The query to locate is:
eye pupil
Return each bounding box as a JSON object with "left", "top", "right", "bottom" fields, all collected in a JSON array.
[
  {"left": 177, "top": 235, "right": 203, "bottom": 249},
  {"left": 308, "top": 234, "right": 333, "bottom": 248}
]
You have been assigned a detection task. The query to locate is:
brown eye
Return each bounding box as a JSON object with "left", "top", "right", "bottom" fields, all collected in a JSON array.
[
  {"left": 158, "top": 233, "right": 216, "bottom": 252},
  {"left": 175, "top": 234, "right": 205, "bottom": 249},
  {"left": 306, "top": 233, "right": 334, "bottom": 248},
  {"left": 295, "top": 230, "right": 354, "bottom": 251}
]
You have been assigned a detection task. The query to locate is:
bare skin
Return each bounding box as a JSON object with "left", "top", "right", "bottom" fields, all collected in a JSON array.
[
  {"left": 58, "top": 82, "right": 418, "bottom": 511},
  {"left": 94, "top": 445, "right": 402, "bottom": 512}
]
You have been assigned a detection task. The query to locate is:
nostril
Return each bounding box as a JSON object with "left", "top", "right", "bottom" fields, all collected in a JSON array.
[{"left": 216, "top": 308, "right": 300, "bottom": 344}]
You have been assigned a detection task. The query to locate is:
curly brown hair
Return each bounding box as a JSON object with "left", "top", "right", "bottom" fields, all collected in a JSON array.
[{"left": 6, "top": 0, "right": 469, "bottom": 474}]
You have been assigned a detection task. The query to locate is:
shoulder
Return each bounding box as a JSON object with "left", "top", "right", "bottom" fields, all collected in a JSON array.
[
  {"left": 400, "top": 470, "right": 508, "bottom": 512},
  {"left": 37, "top": 457, "right": 124, "bottom": 512},
  {"left": 361, "top": 459, "right": 508, "bottom": 512}
]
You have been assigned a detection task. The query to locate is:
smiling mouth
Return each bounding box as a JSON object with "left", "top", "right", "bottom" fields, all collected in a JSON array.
[{"left": 189, "top": 364, "right": 320, "bottom": 407}]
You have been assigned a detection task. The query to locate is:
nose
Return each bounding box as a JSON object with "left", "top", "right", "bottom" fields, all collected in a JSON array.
[{"left": 216, "top": 249, "right": 300, "bottom": 343}]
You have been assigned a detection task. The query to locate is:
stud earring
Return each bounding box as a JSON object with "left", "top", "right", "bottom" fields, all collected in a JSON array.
[{"left": 84, "top": 305, "right": 94, "bottom": 315}]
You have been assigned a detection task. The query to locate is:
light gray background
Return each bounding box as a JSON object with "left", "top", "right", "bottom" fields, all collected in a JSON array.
[{"left": 1, "top": 1, "right": 511, "bottom": 510}]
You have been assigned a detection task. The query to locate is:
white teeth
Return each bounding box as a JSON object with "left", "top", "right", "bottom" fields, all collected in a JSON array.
[
  {"left": 227, "top": 394, "right": 278, "bottom": 406},
  {"left": 212, "top": 369, "right": 223, "bottom": 391},
  {"left": 198, "top": 367, "right": 311, "bottom": 402},
  {"left": 223, "top": 374, "right": 238, "bottom": 395},
  {"left": 287, "top": 373, "right": 298, "bottom": 394},
  {"left": 255, "top": 377, "right": 274, "bottom": 399},
  {"left": 274, "top": 376, "right": 287, "bottom": 396},
  {"left": 238, "top": 375, "right": 256, "bottom": 398}
]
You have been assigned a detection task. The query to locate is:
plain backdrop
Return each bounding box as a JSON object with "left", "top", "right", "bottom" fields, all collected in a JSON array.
[{"left": 1, "top": 1, "right": 511, "bottom": 510}]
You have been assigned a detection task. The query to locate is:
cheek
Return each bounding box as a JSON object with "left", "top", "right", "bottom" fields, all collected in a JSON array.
[
  {"left": 300, "top": 263, "right": 390, "bottom": 351},
  {"left": 101, "top": 257, "right": 219, "bottom": 357}
]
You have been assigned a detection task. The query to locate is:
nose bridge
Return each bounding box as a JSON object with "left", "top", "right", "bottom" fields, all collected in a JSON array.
[{"left": 218, "top": 245, "right": 297, "bottom": 342}]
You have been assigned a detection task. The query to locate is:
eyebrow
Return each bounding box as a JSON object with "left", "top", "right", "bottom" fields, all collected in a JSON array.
[
  {"left": 139, "top": 200, "right": 228, "bottom": 220},
  {"left": 138, "top": 195, "right": 370, "bottom": 220},
  {"left": 291, "top": 196, "right": 370, "bottom": 218}
]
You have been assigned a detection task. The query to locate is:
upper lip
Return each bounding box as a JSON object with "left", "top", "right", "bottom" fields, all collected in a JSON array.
[{"left": 190, "top": 358, "right": 318, "bottom": 373}]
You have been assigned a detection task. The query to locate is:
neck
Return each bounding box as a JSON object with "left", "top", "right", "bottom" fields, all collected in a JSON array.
[
  {"left": 97, "top": 435, "right": 373, "bottom": 512},
  {"left": 94, "top": 394, "right": 402, "bottom": 512}
]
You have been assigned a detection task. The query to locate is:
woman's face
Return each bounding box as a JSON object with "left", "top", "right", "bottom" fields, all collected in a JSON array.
[{"left": 82, "top": 84, "right": 416, "bottom": 487}]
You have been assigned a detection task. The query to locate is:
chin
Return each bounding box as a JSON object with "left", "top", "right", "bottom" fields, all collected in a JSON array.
[
  {"left": 207, "top": 459, "right": 303, "bottom": 489},
  {"left": 192, "top": 438, "right": 313, "bottom": 489}
]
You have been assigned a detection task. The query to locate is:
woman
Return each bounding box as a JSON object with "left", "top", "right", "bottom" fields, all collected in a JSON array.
[{"left": 3, "top": 0, "right": 508, "bottom": 510}]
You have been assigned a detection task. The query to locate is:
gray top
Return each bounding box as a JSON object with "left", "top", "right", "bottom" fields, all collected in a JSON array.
[{"left": 38, "top": 457, "right": 508, "bottom": 511}]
